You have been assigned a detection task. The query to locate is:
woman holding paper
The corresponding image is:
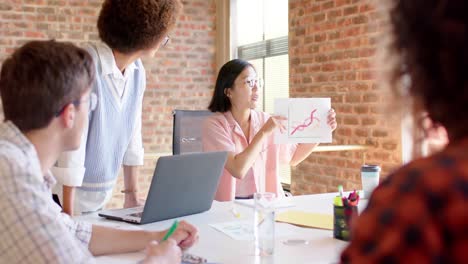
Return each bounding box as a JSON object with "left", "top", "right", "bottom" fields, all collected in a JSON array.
[{"left": 202, "top": 59, "right": 337, "bottom": 201}]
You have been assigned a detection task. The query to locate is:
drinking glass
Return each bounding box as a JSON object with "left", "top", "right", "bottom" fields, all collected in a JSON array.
[{"left": 254, "top": 192, "right": 276, "bottom": 256}]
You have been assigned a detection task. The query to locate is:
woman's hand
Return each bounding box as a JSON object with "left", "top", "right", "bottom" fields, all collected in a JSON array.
[
  {"left": 141, "top": 239, "right": 181, "bottom": 264},
  {"left": 261, "top": 115, "right": 287, "bottom": 135},
  {"left": 327, "top": 109, "right": 337, "bottom": 131}
]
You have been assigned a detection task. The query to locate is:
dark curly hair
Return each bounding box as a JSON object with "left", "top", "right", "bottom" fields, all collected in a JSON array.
[
  {"left": 97, "top": 0, "right": 182, "bottom": 53},
  {"left": 386, "top": 0, "right": 468, "bottom": 142}
]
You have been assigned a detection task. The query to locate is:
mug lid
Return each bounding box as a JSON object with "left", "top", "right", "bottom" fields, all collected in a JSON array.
[{"left": 361, "top": 164, "right": 381, "bottom": 172}]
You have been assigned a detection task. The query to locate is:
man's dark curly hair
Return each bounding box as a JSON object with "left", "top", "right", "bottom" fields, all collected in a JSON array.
[
  {"left": 97, "top": 0, "right": 182, "bottom": 54},
  {"left": 386, "top": 0, "right": 468, "bottom": 141}
]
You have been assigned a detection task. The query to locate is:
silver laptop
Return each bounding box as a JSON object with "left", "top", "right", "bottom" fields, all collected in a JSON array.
[{"left": 98, "top": 151, "right": 227, "bottom": 224}]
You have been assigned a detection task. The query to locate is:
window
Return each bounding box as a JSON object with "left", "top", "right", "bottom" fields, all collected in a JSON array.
[{"left": 232, "top": 0, "right": 291, "bottom": 185}]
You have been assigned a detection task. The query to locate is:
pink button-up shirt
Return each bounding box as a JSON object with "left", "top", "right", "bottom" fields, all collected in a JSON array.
[{"left": 202, "top": 110, "right": 297, "bottom": 201}]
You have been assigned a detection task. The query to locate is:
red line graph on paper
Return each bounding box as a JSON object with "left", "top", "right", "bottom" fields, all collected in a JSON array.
[{"left": 290, "top": 109, "right": 320, "bottom": 136}]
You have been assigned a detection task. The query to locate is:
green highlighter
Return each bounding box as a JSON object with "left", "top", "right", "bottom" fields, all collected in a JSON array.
[
  {"left": 334, "top": 185, "right": 344, "bottom": 206},
  {"left": 162, "top": 220, "right": 179, "bottom": 241}
]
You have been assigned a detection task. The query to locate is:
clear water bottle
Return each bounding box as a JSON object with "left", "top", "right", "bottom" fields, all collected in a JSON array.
[
  {"left": 254, "top": 192, "right": 276, "bottom": 256},
  {"left": 361, "top": 164, "right": 381, "bottom": 199}
]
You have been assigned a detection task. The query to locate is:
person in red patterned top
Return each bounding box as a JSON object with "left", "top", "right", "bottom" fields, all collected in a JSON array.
[{"left": 341, "top": 0, "right": 468, "bottom": 263}]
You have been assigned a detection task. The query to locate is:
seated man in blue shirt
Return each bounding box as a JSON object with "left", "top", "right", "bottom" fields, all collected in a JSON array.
[{"left": 0, "top": 40, "right": 198, "bottom": 263}]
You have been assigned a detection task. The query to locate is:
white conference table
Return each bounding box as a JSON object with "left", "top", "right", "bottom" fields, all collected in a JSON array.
[{"left": 78, "top": 192, "right": 366, "bottom": 264}]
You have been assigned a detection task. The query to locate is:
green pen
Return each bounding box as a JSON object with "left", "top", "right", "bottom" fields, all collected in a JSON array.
[
  {"left": 338, "top": 185, "right": 343, "bottom": 198},
  {"left": 162, "top": 220, "right": 179, "bottom": 241}
]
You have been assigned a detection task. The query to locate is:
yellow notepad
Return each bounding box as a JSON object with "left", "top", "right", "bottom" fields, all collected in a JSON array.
[{"left": 275, "top": 210, "right": 333, "bottom": 230}]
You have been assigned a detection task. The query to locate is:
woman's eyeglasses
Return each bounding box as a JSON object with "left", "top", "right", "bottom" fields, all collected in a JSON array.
[
  {"left": 244, "top": 77, "right": 264, "bottom": 89},
  {"left": 55, "top": 92, "right": 98, "bottom": 117}
]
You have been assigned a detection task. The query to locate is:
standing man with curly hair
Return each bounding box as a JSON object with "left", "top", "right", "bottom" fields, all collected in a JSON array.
[{"left": 52, "top": 0, "right": 182, "bottom": 215}]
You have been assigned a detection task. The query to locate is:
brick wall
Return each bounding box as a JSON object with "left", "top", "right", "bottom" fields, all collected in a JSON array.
[
  {"left": 289, "top": 0, "right": 402, "bottom": 194},
  {"left": 0, "top": 0, "right": 216, "bottom": 208}
]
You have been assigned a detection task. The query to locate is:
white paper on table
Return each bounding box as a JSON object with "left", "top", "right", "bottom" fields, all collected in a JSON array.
[
  {"left": 210, "top": 221, "right": 296, "bottom": 241},
  {"left": 234, "top": 197, "right": 295, "bottom": 209},
  {"left": 210, "top": 221, "right": 254, "bottom": 241},
  {"left": 274, "top": 98, "right": 332, "bottom": 144}
]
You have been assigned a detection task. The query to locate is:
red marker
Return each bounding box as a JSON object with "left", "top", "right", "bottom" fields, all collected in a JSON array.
[{"left": 348, "top": 190, "right": 359, "bottom": 206}]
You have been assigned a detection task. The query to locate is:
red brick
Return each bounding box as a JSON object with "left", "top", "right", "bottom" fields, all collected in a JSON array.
[
  {"left": 344, "top": 6, "right": 358, "bottom": 16},
  {"left": 329, "top": 9, "right": 343, "bottom": 19},
  {"left": 359, "top": 4, "right": 375, "bottom": 13},
  {"left": 343, "top": 27, "right": 361, "bottom": 37},
  {"left": 335, "top": 39, "right": 351, "bottom": 49},
  {"left": 37, "top": 7, "right": 55, "bottom": 14},
  {"left": 336, "top": 127, "right": 352, "bottom": 137},
  {"left": 315, "top": 75, "right": 329, "bottom": 82},
  {"left": 322, "top": 63, "right": 336, "bottom": 71},
  {"left": 24, "top": 31, "right": 45, "bottom": 38},
  {"left": 344, "top": 117, "right": 359, "bottom": 125},
  {"left": 372, "top": 129, "right": 389, "bottom": 137},
  {"left": 330, "top": 74, "right": 344, "bottom": 81},
  {"left": 345, "top": 93, "right": 361, "bottom": 103},
  {"left": 314, "top": 13, "right": 326, "bottom": 23},
  {"left": 362, "top": 117, "right": 377, "bottom": 125},
  {"left": 354, "top": 105, "right": 369, "bottom": 114},
  {"left": 314, "top": 33, "right": 327, "bottom": 42},
  {"left": 363, "top": 92, "right": 379, "bottom": 102},
  {"left": 337, "top": 105, "right": 352, "bottom": 114},
  {"left": 383, "top": 142, "right": 398, "bottom": 151},
  {"left": 336, "top": 0, "right": 352, "bottom": 7},
  {"left": 321, "top": 1, "right": 335, "bottom": 10},
  {"left": 331, "top": 94, "right": 344, "bottom": 103},
  {"left": 22, "top": 6, "right": 35, "bottom": 12},
  {"left": 355, "top": 128, "right": 369, "bottom": 137}
]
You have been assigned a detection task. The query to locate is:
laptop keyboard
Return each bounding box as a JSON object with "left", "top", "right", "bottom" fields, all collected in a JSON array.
[{"left": 129, "top": 211, "right": 143, "bottom": 218}]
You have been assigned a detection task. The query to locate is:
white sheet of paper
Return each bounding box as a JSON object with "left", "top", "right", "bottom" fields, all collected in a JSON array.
[
  {"left": 210, "top": 221, "right": 296, "bottom": 241},
  {"left": 234, "top": 197, "right": 295, "bottom": 209},
  {"left": 274, "top": 98, "right": 332, "bottom": 144},
  {"left": 210, "top": 221, "right": 254, "bottom": 241}
]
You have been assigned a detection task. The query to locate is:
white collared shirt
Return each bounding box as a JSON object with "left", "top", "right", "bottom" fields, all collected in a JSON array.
[
  {"left": 52, "top": 42, "right": 144, "bottom": 187},
  {"left": 0, "top": 121, "right": 94, "bottom": 263}
]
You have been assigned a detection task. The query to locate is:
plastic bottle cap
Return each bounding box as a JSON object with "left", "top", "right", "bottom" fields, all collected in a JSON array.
[{"left": 361, "top": 164, "right": 381, "bottom": 172}]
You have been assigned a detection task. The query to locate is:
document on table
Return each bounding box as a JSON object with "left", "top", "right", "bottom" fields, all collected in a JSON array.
[
  {"left": 275, "top": 210, "right": 333, "bottom": 230},
  {"left": 234, "top": 197, "right": 295, "bottom": 209},
  {"left": 210, "top": 221, "right": 295, "bottom": 240},
  {"left": 210, "top": 221, "right": 253, "bottom": 241},
  {"left": 275, "top": 98, "right": 332, "bottom": 144}
]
